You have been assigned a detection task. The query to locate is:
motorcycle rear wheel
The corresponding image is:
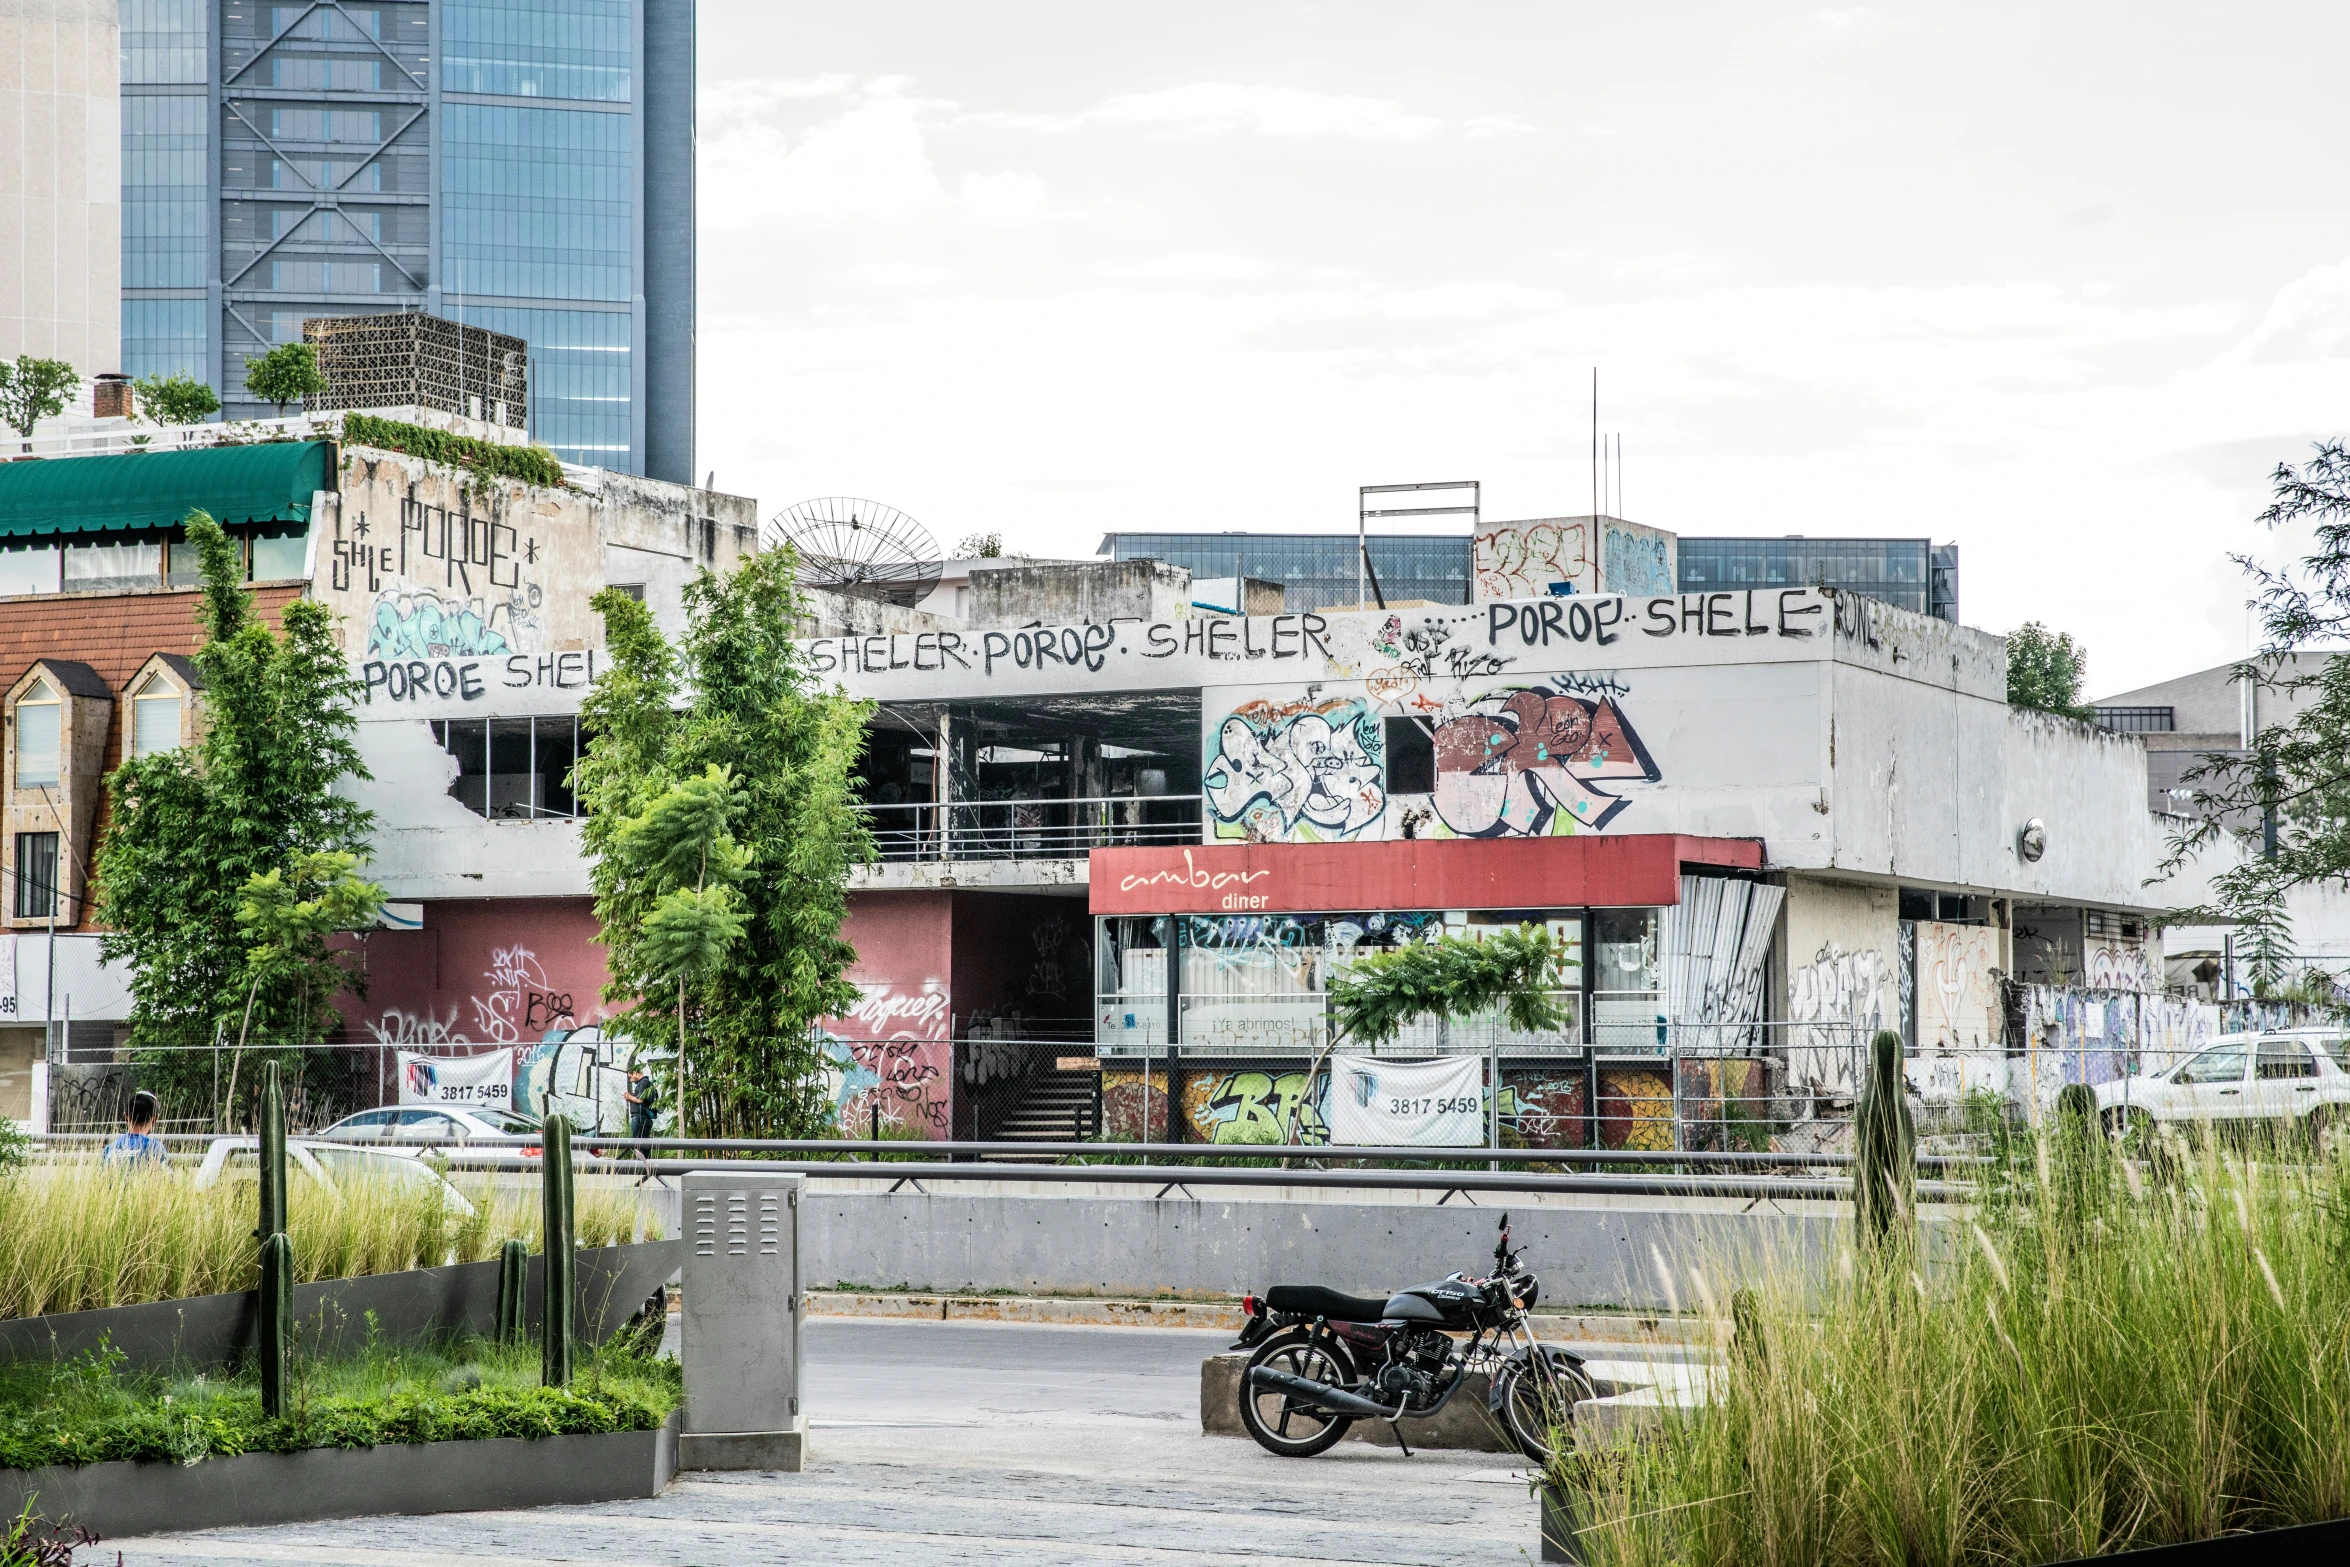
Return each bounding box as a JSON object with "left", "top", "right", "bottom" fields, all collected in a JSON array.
[
  {"left": 1238, "top": 1327, "right": 1360, "bottom": 1458},
  {"left": 1497, "top": 1347, "right": 1596, "bottom": 1464}
]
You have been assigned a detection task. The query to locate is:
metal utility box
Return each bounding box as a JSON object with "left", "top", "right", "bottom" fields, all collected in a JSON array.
[{"left": 678, "top": 1171, "right": 805, "bottom": 1471}]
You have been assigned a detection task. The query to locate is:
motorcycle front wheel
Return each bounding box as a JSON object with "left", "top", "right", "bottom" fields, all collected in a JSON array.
[
  {"left": 1496, "top": 1347, "right": 1596, "bottom": 1464},
  {"left": 1238, "top": 1327, "right": 1360, "bottom": 1458}
]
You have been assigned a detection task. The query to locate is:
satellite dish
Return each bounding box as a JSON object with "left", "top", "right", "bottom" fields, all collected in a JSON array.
[{"left": 765, "top": 497, "right": 942, "bottom": 608}]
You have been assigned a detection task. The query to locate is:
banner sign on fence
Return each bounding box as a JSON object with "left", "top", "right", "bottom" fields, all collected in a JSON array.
[
  {"left": 399, "top": 1048, "right": 518, "bottom": 1108},
  {"left": 1327, "top": 1054, "right": 1485, "bottom": 1146}
]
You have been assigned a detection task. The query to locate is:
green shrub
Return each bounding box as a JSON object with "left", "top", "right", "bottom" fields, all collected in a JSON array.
[
  {"left": 340, "top": 412, "right": 567, "bottom": 489},
  {"left": 0, "top": 1338, "right": 677, "bottom": 1472}
]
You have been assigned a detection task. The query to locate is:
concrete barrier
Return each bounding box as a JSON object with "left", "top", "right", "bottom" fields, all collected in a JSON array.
[{"left": 796, "top": 1183, "right": 1853, "bottom": 1310}]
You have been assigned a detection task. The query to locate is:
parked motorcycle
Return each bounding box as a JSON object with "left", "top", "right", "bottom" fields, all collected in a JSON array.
[{"left": 1231, "top": 1214, "right": 1592, "bottom": 1460}]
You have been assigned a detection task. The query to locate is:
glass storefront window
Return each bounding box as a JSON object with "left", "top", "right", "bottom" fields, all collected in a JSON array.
[
  {"left": 1097, "top": 908, "right": 1593, "bottom": 1054},
  {"left": 1592, "top": 907, "right": 1665, "bottom": 1054}
]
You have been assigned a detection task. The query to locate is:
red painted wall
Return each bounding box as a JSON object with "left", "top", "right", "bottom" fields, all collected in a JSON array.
[
  {"left": 339, "top": 898, "right": 610, "bottom": 1047},
  {"left": 1088, "top": 834, "right": 1763, "bottom": 916},
  {"left": 822, "top": 892, "right": 953, "bottom": 1139}
]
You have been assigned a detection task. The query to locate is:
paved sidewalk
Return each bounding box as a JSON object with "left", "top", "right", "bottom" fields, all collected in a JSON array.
[{"left": 106, "top": 1320, "right": 1543, "bottom": 1566}]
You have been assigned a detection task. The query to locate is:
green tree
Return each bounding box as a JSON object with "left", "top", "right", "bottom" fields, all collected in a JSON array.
[
  {"left": 1289, "top": 924, "right": 1574, "bottom": 1143},
  {"left": 2166, "top": 441, "right": 2350, "bottom": 987},
  {"left": 955, "top": 532, "right": 1004, "bottom": 558},
  {"left": 221, "top": 851, "right": 385, "bottom": 1124},
  {"left": 95, "top": 512, "right": 378, "bottom": 1125},
  {"left": 620, "top": 765, "right": 752, "bottom": 1105},
  {"left": 133, "top": 372, "right": 221, "bottom": 426},
  {"left": 2005, "top": 621, "right": 2094, "bottom": 718},
  {"left": 242, "top": 342, "right": 328, "bottom": 417},
  {"left": 575, "top": 547, "right": 873, "bottom": 1137},
  {"left": 0, "top": 355, "right": 81, "bottom": 439}
]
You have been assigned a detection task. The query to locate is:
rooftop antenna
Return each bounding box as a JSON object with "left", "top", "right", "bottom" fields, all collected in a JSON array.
[
  {"left": 1357, "top": 481, "right": 1480, "bottom": 608},
  {"left": 1590, "top": 368, "right": 1599, "bottom": 521},
  {"left": 767, "top": 496, "right": 943, "bottom": 608}
]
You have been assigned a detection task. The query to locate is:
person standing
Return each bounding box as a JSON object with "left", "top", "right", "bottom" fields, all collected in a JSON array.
[
  {"left": 624, "top": 1065, "right": 658, "bottom": 1142},
  {"left": 102, "top": 1091, "right": 169, "bottom": 1166}
]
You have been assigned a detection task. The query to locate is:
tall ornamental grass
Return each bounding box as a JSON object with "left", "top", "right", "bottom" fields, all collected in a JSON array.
[
  {"left": 0, "top": 1162, "right": 653, "bottom": 1318},
  {"left": 1558, "top": 1124, "right": 2350, "bottom": 1565}
]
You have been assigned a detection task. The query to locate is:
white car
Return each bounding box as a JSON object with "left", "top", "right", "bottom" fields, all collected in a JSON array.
[
  {"left": 191, "top": 1137, "right": 478, "bottom": 1216},
  {"left": 2092, "top": 1029, "right": 2350, "bottom": 1152},
  {"left": 318, "top": 1104, "right": 540, "bottom": 1146}
]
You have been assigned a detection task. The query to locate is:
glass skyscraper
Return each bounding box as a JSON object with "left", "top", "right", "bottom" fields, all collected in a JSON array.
[{"left": 117, "top": 0, "right": 693, "bottom": 480}]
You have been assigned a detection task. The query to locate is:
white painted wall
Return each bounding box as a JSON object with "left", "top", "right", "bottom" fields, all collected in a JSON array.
[{"left": 812, "top": 588, "right": 2159, "bottom": 908}]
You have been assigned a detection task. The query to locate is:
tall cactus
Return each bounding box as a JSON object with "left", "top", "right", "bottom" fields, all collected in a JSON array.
[
  {"left": 258, "top": 1062, "right": 288, "bottom": 1247},
  {"left": 497, "top": 1238, "right": 529, "bottom": 1347},
  {"left": 1854, "top": 1028, "right": 1915, "bottom": 1253},
  {"left": 257, "top": 1063, "right": 292, "bottom": 1417},
  {"left": 258, "top": 1231, "right": 293, "bottom": 1417},
  {"left": 541, "top": 1114, "right": 575, "bottom": 1387}
]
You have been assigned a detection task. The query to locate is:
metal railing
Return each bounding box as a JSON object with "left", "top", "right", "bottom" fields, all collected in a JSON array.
[{"left": 859, "top": 795, "right": 1203, "bottom": 862}]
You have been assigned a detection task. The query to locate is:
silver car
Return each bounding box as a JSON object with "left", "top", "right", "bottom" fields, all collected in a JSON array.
[
  {"left": 2093, "top": 1029, "right": 2350, "bottom": 1153},
  {"left": 317, "top": 1104, "right": 540, "bottom": 1146}
]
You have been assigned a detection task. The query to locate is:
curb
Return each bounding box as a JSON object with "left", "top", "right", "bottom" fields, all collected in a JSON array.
[{"left": 804, "top": 1291, "right": 1711, "bottom": 1342}]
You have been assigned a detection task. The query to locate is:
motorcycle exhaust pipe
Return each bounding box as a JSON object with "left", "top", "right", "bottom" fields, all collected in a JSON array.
[{"left": 1246, "top": 1365, "right": 1398, "bottom": 1421}]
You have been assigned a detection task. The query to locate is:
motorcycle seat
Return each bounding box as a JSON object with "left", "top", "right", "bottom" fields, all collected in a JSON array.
[{"left": 1266, "top": 1284, "right": 1392, "bottom": 1323}]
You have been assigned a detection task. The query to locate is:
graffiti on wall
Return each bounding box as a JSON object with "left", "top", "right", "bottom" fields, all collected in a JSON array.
[
  {"left": 1431, "top": 688, "right": 1660, "bottom": 836},
  {"left": 2085, "top": 941, "right": 2159, "bottom": 993},
  {"left": 819, "top": 982, "right": 951, "bottom": 1139},
  {"left": 1790, "top": 942, "right": 1892, "bottom": 1094},
  {"left": 1915, "top": 922, "right": 1999, "bottom": 1053},
  {"left": 1603, "top": 524, "right": 1673, "bottom": 597},
  {"left": 1504, "top": 1071, "right": 1587, "bottom": 1151},
  {"left": 472, "top": 945, "right": 576, "bottom": 1044},
  {"left": 1598, "top": 1068, "right": 1674, "bottom": 1151},
  {"left": 359, "top": 943, "right": 587, "bottom": 1048},
  {"left": 1204, "top": 697, "right": 1386, "bottom": 842},
  {"left": 1475, "top": 520, "right": 1592, "bottom": 601},
  {"left": 368, "top": 584, "right": 542, "bottom": 661},
  {"left": 1182, "top": 1068, "right": 1329, "bottom": 1144}
]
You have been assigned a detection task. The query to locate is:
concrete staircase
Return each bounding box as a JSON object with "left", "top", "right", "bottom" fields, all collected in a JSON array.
[{"left": 984, "top": 1068, "right": 1100, "bottom": 1145}]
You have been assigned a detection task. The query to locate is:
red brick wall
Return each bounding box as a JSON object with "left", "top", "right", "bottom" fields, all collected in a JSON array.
[{"left": 0, "top": 585, "right": 305, "bottom": 932}]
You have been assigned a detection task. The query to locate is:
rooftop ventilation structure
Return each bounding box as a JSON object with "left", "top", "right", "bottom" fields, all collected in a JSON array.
[{"left": 305, "top": 311, "right": 529, "bottom": 431}]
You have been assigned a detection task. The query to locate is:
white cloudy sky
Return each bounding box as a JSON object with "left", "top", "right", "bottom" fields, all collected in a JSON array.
[{"left": 694, "top": 2, "right": 2350, "bottom": 693}]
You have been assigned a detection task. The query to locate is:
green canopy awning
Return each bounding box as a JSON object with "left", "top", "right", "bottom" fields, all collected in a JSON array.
[{"left": 0, "top": 441, "right": 333, "bottom": 540}]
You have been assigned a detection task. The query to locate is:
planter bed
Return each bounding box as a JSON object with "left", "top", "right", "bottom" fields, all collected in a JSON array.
[
  {"left": 0, "top": 1240, "right": 682, "bottom": 1374},
  {"left": 0, "top": 1409, "right": 679, "bottom": 1540}
]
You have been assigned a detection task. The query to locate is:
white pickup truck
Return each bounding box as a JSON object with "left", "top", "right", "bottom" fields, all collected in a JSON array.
[{"left": 2093, "top": 1029, "right": 2350, "bottom": 1153}]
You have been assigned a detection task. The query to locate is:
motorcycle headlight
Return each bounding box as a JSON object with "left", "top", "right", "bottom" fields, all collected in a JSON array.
[{"left": 1519, "top": 1277, "right": 1539, "bottom": 1311}]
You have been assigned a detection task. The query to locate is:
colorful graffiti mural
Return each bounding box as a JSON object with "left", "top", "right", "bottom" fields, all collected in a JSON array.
[
  {"left": 1101, "top": 1067, "right": 1174, "bottom": 1143},
  {"left": 1204, "top": 697, "right": 1385, "bottom": 842},
  {"left": 819, "top": 981, "right": 952, "bottom": 1139},
  {"left": 366, "top": 584, "right": 538, "bottom": 661},
  {"left": 1597, "top": 1068, "right": 1674, "bottom": 1151},
  {"left": 1181, "top": 1068, "right": 1329, "bottom": 1144},
  {"left": 1503, "top": 1069, "right": 1587, "bottom": 1151},
  {"left": 1431, "top": 688, "right": 1659, "bottom": 836}
]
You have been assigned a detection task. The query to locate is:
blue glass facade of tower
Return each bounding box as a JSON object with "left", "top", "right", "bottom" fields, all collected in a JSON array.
[{"left": 117, "top": 0, "right": 692, "bottom": 480}]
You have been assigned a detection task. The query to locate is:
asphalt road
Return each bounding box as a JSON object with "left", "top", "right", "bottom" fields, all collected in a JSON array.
[{"left": 106, "top": 1320, "right": 1540, "bottom": 1566}]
